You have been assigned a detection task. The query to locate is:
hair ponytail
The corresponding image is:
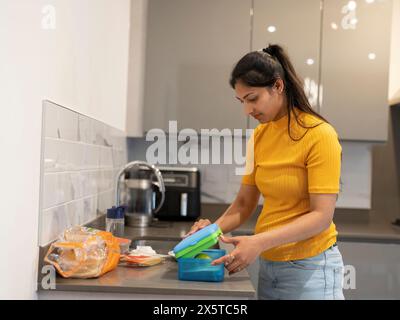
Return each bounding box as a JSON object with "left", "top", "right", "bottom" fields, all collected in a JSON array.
[
  {"left": 230, "top": 44, "right": 343, "bottom": 196},
  {"left": 230, "top": 44, "right": 329, "bottom": 141}
]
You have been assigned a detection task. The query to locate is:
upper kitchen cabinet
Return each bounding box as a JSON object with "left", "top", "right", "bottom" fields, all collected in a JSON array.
[
  {"left": 320, "top": 0, "right": 393, "bottom": 141},
  {"left": 142, "top": 0, "right": 251, "bottom": 133},
  {"left": 250, "top": 0, "right": 323, "bottom": 129}
]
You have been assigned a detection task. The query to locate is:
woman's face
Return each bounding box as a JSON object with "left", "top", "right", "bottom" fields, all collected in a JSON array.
[{"left": 234, "top": 79, "right": 286, "bottom": 123}]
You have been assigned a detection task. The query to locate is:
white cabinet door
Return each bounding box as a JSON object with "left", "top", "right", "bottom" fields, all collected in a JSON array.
[
  {"left": 320, "top": 0, "right": 392, "bottom": 141},
  {"left": 250, "top": 0, "right": 323, "bottom": 129},
  {"left": 142, "top": 0, "right": 251, "bottom": 133}
]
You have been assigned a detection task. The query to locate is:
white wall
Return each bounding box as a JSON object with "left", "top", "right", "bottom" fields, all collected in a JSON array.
[
  {"left": 0, "top": 0, "right": 130, "bottom": 299},
  {"left": 126, "top": 0, "right": 148, "bottom": 136},
  {"left": 389, "top": 0, "right": 400, "bottom": 103}
]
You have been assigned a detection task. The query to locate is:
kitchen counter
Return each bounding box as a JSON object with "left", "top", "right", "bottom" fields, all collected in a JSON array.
[
  {"left": 37, "top": 204, "right": 400, "bottom": 299},
  {"left": 37, "top": 219, "right": 256, "bottom": 300}
]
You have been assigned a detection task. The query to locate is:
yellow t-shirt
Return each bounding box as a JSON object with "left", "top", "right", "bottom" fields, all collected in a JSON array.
[{"left": 242, "top": 108, "right": 342, "bottom": 261}]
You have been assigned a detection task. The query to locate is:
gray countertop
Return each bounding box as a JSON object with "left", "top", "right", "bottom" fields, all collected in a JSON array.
[{"left": 38, "top": 219, "right": 256, "bottom": 298}]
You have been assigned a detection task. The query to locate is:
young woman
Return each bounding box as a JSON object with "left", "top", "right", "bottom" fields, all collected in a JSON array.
[{"left": 185, "top": 44, "right": 345, "bottom": 300}]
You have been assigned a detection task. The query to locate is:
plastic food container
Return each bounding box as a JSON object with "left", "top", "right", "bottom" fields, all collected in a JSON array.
[
  {"left": 173, "top": 223, "right": 222, "bottom": 259},
  {"left": 173, "top": 224, "right": 225, "bottom": 282},
  {"left": 177, "top": 249, "right": 226, "bottom": 282}
]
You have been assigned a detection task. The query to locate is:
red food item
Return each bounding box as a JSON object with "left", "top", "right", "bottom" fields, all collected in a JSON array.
[{"left": 120, "top": 254, "right": 162, "bottom": 266}]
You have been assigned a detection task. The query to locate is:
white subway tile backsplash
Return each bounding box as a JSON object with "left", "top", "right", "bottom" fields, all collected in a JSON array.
[
  {"left": 43, "top": 101, "right": 60, "bottom": 139},
  {"left": 39, "top": 101, "right": 127, "bottom": 245},
  {"left": 100, "top": 146, "right": 113, "bottom": 168},
  {"left": 109, "top": 127, "right": 122, "bottom": 149},
  {"left": 112, "top": 148, "right": 126, "bottom": 167},
  {"left": 101, "top": 123, "right": 112, "bottom": 148},
  {"left": 93, "top": 120, "right": 106, "bottom": 146},
  {"left": 58, "top": 106, "right": 79, "bottom": 141},
  {"left": 56, "top": 173, "right": 73, "bottom": 205},
  {"left": 87, "top": 171, "right": 99, "bottom": 196},
  {"left": 42, "top": 173, "right": 59, "bottom": 209},
  {"left": 78, "top": 114, "right": 96, "bottom": 144},
  {"left": 70, "top": 172, "right": 84, "bottom": 199},
  {"left": 98, "top": 170, "right": 114, "bottom": 193},
  {"left": 66, "top": 200, "right": 83, "bottom": 227},
  {"left": 82, "top": 195, "right": 97, "bottom": 224},
  {"left": 82, "top": 144, "right": 100, "bottom": 169},
  {"left": 56, "top": 140, "right": 82, "bottom": 171},
  {"left": 42, "top": 172, "right": 74, "bottom": 209},
  {"left": 43, "top": 138, "right": 59, "bottom": 172},
  {"left": 97, "top": 189, "right": 115, "bottom": 216},
  {"left": 41, "top": 205, "right": 68, "bottom": 245}
]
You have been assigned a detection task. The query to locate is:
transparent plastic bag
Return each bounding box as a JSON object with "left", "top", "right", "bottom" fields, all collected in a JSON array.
[{"left": 44, "top": 226, "right": 120, "bottom": 278}]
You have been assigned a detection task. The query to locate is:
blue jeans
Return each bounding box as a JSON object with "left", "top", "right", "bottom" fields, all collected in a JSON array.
[{"left": 258, "top": 245, "right": 345, "bottom": 300}]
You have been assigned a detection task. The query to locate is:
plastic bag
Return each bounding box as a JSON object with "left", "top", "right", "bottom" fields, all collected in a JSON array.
[{"left": 44, "top": 226, "right": 120, "bottom": 278}]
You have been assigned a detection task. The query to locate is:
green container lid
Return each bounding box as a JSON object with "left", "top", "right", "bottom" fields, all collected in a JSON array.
[{"left": 173, "top": 224, "right": 222, "bottom": 259}]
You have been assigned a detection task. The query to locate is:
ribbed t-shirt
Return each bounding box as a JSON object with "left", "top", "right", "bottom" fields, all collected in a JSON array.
[{"left": 242, "top": 108, "right": 342, "bottom": 261}]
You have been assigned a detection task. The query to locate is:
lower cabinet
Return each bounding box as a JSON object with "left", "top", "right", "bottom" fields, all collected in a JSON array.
[
  {"left": 338, "top": 241, "right": 400, "bottom": 300},
  {"left": 244, "top": 239, "right": 400, "bottom": 299}
]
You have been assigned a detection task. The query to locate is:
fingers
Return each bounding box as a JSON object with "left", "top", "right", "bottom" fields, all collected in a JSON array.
[
  {"left": 211, "top": 253, "right": 235, "bottom": 266},
  {"left": 183, "top": 223, "right": 201, "bottom": 238},
  {"left": 182, "top": 219, "right": 211, "bottom": 238},
  {"left": 229, "top": 264, "right": 246, "bottom": 275},
  {"left": 226, "top": 258, "right": 247, "bottom": 275},
  {"left": 211, "top": 253, "right": 247, "bottom": 275},
  {"left": 219, "top": 235, "right": 239, "bottom": 245}
]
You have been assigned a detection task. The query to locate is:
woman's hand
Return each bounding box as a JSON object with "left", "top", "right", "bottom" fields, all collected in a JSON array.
[
  {"left": 182, "top": 219, "right": 212, "bottom": 238},
  {"left": 211, "top": 235, "right": 266, "bottom": 275}
]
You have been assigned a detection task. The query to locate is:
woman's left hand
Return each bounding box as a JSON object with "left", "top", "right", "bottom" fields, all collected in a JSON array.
[{"left": 211, "top": 235, "right": 266, "bottom": 275}]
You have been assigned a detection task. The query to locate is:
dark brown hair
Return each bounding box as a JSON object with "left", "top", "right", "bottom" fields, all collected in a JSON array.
[
  {"left": 230, "top": 44, "right": 328, "bottom": 141},
  {"left": 230, "top": 44, "right": 343, "bottom": 195}
]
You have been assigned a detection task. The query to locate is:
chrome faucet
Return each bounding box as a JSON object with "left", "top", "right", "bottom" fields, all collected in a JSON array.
[{"left": 115, "top": 161, "right": 165, "bottom": 227}]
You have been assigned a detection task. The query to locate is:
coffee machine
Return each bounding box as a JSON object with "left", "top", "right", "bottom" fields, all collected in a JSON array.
[{"left": 115, "top": 161, "right": 165, "bottom": 227}]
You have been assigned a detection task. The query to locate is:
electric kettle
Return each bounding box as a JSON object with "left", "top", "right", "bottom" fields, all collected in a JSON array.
[{"left": 115, "top": 161, "right": 165, "bottom": 227}]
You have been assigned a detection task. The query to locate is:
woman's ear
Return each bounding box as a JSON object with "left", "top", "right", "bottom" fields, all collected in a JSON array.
[{"left": 274, "top": 79, "right": 284, "bottom": 94}]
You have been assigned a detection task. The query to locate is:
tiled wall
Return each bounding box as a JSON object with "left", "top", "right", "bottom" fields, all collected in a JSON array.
[
  {"left": 127, "top": 136, "right": 373, "bottom": 209},
  {"left": 39, "top": 100, "right": 127, "bottom": 246}
]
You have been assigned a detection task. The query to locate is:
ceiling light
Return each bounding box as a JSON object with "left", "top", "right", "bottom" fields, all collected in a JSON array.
[
  {"left": 306, "top": 59, "right": 315, "bottom": 65},
  {"left": 347, "top": 1, "right": 357, "bottom": 11}
]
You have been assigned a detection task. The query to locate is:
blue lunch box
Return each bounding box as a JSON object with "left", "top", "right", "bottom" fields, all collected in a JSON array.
[
  {"left": 177, "top": 249, "right": 226, "bottom": 282},
  {"left": 173, "top": 224, "right": 226, "bottom": 282}
]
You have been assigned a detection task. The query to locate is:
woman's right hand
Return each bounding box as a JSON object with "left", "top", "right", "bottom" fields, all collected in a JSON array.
[{"left": 182, "top": 219, "right": 212, "bottom": 238}]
